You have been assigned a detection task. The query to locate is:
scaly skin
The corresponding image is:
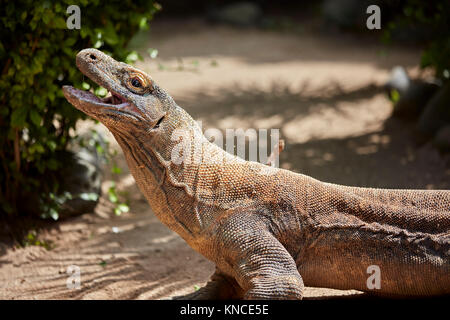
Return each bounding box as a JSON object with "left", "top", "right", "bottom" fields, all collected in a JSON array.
[{"left": 63, "top": 49, "right": 450, "bottom": 299}]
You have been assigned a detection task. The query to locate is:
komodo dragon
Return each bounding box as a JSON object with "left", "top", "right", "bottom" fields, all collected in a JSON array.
[{"left": 63, "top": 48, "right": 450, "bottom": 299}]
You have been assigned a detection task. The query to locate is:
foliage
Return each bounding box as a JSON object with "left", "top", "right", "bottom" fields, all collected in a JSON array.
[
  {"left": 104, "top": 147, "right": 130, "bottom": 216},
  {"left": 21, "top": 229, "right": 53, "bottom": 250},
  {"left": 0, "top": 0, "right": 160, "bottom": 217},
  {"left": 75, "top": 129, "right": 129, "bottom": 218},
  {"left": 382, "top": 0, "right": 450, "bottom": 81}
]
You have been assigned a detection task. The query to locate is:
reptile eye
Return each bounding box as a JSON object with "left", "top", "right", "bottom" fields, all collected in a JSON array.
[
  {"left": 127, "top": 72, "right": 151, "bottom": 94},
  {"left": 131, "top": 78, "right": 142, "bottom": 88}
]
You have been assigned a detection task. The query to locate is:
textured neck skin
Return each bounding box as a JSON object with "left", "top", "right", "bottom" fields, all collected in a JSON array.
[
  {"left": 63, "top": 48, "right": 449, "bottom": 298},
  {"left": 112, "top": 105, "right": 219, "bottom": 240},
  {"left": 113, "top": 103, "right": 260, "bottom": 243}
]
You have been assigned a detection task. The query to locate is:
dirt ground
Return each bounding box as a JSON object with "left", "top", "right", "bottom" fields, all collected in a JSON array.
[{"left": 0, "top": 19, "right": 448, "bottom": 300}]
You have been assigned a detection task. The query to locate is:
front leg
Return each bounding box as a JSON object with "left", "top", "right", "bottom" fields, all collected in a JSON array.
[
  {"left": 173, "top": 268, "right": 243, "bottom": 300},
  {"left": 216, "top": 213, "right": 304, "bottom": 300}
]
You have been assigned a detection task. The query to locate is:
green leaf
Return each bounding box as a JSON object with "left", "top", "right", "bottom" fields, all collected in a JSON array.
[
  {"left": 80, "top": 27, "right": 89, "bottom": 38},
  {"left": 125, "top": 51, "right": 139, "bottom": 64},
  {"left": 47, "top": 158, "right": 59, "bottom": 170},
  {"left": 65, "top": 37, "right": 77, "bottom": 46},
  {"left": 390, "top": 89, "right": 400, "bottom": 104},
  {"left": 63, "top": 192, "right": 73, "bottom": 200},
  {"left": 30, "top": 110, "right": 42, "bottom": 126},
  {"left": 42, "top": 13, "right": 51, "bottom": 25},
  {"left": 108, "top": 187, "right": 118, "bottom": 203},
  {"left": 47, "top": 141, "right": 57, "bottom": 151},
  {"left": 139, "top": 17, "right": 148, "bottom": 30},
  {"left": 53, "top": 17, "right": 67, "bottom": 29},
  {"left": 111, "top": 165, "right": 121, "bottom": 174},
  {"left": 147, "top": 48, "right": 158, "bottom": 59},
  {"left": 117, "top": 203, "right": 129, "bottom": 213},
  {"left": 11, "top": 106, "right": 28, "bottom": 127},
  {"left": 79, "top": 193, "right": 99, "bottom": 201},
  {"left": 94, "top": 40, "right": 103, "bottom": 49},
  {"left": 95, "top": 86, "right": 107, "bottom": 97},
  {"left": 443, "top": 69, "right": 450, "bottom": 79},
  {"left": 95, "top": 144, "right": 104, "bottom": 155},
  {"left": 49, "top": 208, "right": 59, "bottom": 221},
  {"left": 34, "top": 144, "right": 45, "bottom": 153},
  {"left": 102, "top": 23, "right": 119, "bottom": 45}
]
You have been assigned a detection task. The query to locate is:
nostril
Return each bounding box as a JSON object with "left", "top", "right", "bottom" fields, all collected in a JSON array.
[{"left": 89, "top": 54, "right": 96, "bottom": 60}]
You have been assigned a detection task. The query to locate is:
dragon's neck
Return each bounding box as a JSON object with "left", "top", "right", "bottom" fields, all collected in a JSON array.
[{"left": 111, "top": 121, "right": 223, "bottom": 239}]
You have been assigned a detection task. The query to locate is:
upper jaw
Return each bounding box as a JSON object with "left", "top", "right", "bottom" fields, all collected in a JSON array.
[{"left": 62, "top": 48, "right": 139, "bottom": 118}]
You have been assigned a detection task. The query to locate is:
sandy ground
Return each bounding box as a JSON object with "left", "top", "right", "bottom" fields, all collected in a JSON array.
[{"left": 0, "top": 19, "right": 448, "bottom": 300}]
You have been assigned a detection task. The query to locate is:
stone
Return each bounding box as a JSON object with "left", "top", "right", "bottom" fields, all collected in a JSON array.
[
  {"left": 418, "top": 82, "right": 450, "bottom": 137},
  {"left": 386, "top": 66, "right": 440, "bottom": 120},
  {"left": 393, "top": 81, "right": 440, "bottom": 119},
  {"left": 57, "top": 147, "right": 103, "bottom": 218},
  {"left": 385, "top": 66, "right": 410, "bottom": 93}
]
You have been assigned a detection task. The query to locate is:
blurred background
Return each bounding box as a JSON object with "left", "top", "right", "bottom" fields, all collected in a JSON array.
[{"left": 0, "top": 0, "right": 449, "bottom": 299}]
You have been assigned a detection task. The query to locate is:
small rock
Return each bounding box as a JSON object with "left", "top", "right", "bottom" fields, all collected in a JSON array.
[
  {"left": 386, "top": 66, "right": 441, "bottom": 120},
  {"left": 418, "top": 82, "right": 450, "bottom": 137},
  {"left": 393, "top": 81, "right": 439, "bottom": 119},
  {"left": 57, "top": 148, "right": 103, "bottom": 218},
  {"left": 385, "top": 66, "right": 410, "bottom": 93},
  {"left": 112, "top": 227, "right": 120, "bottom": 233}
]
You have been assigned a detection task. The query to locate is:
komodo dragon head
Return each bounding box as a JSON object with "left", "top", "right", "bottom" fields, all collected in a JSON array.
[{"left": 63, "top": 48, "right": 201, "bottom": 160}]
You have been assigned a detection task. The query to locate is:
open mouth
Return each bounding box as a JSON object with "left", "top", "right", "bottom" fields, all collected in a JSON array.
[
  {"left": 101, "top": 90, "right": 128, "bottom": 106},
  {"left": 62, "top": 85, "right": 130, "bottom": 111}
]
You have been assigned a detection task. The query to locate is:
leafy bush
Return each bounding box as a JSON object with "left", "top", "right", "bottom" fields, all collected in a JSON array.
[
  {"left": 382, "top": 0, "right": 450, "bottom": 82},
  {"left": 0, "top": 0, "right": 159, "bottom": 217}
]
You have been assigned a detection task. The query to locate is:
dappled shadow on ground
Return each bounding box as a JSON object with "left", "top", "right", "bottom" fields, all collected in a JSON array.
[
  {"left": 181, "top": 80, "right": 383, "bottom": 126},
  {"left": 283, "top": 119, "right": 449, "bottom": 189},
  {"left": 0, "top": 197, "right": 213, "bottom": 299},
  {"left": 178, "top": 81, "right": 449, "bottom": 190},
  {"left": 0, "top": 216, "right": 61, "bottom": 262}
]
